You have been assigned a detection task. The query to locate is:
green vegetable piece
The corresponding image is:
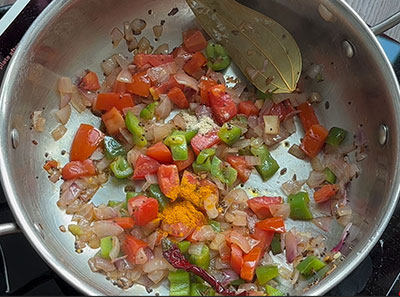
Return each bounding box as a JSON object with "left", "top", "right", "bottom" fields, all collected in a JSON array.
[
  {"left": 100, "top": 236, "right": 113, "bottom": 259},
  {"left": 177, "top": 240, "right": 191, "bottom": 254},
  {"left": 324, "top": 167, "right": 336, "bottom": 184},
  {"left": 326, "top": 127, "right": 347, "bottom": 146},
  {"left": 210, "top": 156, "right": 237, "bottom": 186},
  {"left": 190, "top": 283, "right": 215, "bottom": 296},
  {"left": 296, "top": 255, "right": 327, "bottom": 277},
  {"left": 224, "top": 165, "right": 238, "bottom": 186},
  {"left": 68, "top": 224, "right": 82, "bottom": 236},
  {"left": 265, "top": 285, "right": 284, "bottom": 296},
  {"left": 230, "top": 278, "right": 245, "bottom": 286},
  {"left": 140, "top": 102, "right": 158, "bottom": 120},
  {"left": 288, "top": 192, "right": 313, "bottom": 220},
  {"left": 103, "top": 136, "right": 126, "bottom": 160},
  {"left": 107, "top": 200, "right": 124, "bottom": 207},
  {"left": 189, "top": 245, "right": 210, "bottom": 270},
  {"left": 218, "top": 123, "right": 242, "bottom": 146},
  {"left": 148, "top": 184, "right": 169, "bottom": 211},
  {"left": 125, "top": 112, "right": 147, "bottom": 146},
  {"left": 206, "top": 42, "right": 231, "bottom": 71},
  {"left": 192, "top": 158, "right": 212, "bottom": 174},
  {"left": 168, "top": 270, "right": 191, "bottom": 296},
  {"left": 110, "top": 156, "right": 133, "bottom": 179},
  {"left": 209, "top": 220, "right": 221, "bottom": 232},
  {"left": 196, "top": 148, "right": 216, "bottom": 164},
  {"left": 165, "top": 133, "right": 188, "bottom": 161},
  {"left": 250, "top": 144, "right": 279, "bottom": 181},
  {"left": 256, "top": 265, "right": 279, "bottom": 285},
  {"left": 182, "top": 129, "right": 198, "bottom": 143},
  {"left": 270, "top": 233, "right": 282, "bottom": 255}
]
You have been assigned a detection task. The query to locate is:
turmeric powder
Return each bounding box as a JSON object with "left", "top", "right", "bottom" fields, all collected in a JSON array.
[{"left": 160, "top": 200, "right": 205, "bottom": 231}]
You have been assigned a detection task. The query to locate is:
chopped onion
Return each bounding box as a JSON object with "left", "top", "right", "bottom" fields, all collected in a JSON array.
[
  {"left": 51, "top": 125, "right": 67, "bottom": 141},
  {"left": 281, "top": 179, "right": 305, "bottom": 196},
  {"left": 155, "top": 96, "right": 172, "bottom": 119},
  {"left": 131, "top": 18, "right": 146, "bottom": 34},
  {"left": 312, "top": 216, "right": 332, "bottom": 232},
  {"left": 33, "top": 111, "right": 46, "bottom": 132},
  {"left": 147, "top": 62, "right": 178, "bottom": 83},
  {"left": 308, "top": 92, "right": 322, "bottom": 103},
  {"left": 120, "top": 128, "right": 133, "bottom": 145},
  {"left": 152, "top": 25, "right": 163, "bottom": 38},
  {"left": 142, "top": 174, "right": 158, "bottom": 192},
  {"left": 204, "top": 194, "right": 219, "bottom": 219},
  {"left": 283, "top": 117, "right": 296, "bottom": 134},
  {"left": 210, "top": 233, "right": 226, "bottom": 251},
  {"left": 195, "top": 104, "right": 212, "bottom": 118},
  {"left": 147, "top": 231, "right": 158, "bottom": 250},
  {"left": 243, "top": 156, "right": 261, "bottom": 166},
  {"left": 127, "top": 147, "right": 146, "bottom": 167},
  {"left": 285, "top": 230, "right": 297, "bottom": 263},
  {"left": 110, "top": 27, "right": 123, "bottom": 48},
  {"left": 259, "top": 98, "right": 273, "bottom": 116},
  {"left": 331, "top": 223, "right": 352, "bottom": 253},
  {"left": 109, "top": 236, "right": 121, "bottom": 260},
  {"left": 123, "top": 21, "right": 134, "bottom": 42},
  {"left": 191, "top": 225, "right": 216, "bottom": 242},
  {"left": 93, "top": 204, "right": 119, "bottom": 220},
  {"left": 306, "top": 171, "right": 326, "bottom": 188},
  {"left": 229, "top": 231, "right": 251, "bottom": 253},
  {"left": 127, "top": 37, "right": 139, "bottom": 52},
  {"left": 288, "top": 144, "right": 306, "bottom": 159},
  {"left": 238, "top": 283, "right": 257, "bottom": 292},
  {"left": 126, "top": 104, "right": 145, "bottom": 117},
  {"left": 92, "top": 221, "right": 124, "bottom": 238},
  {"left": 116, "top": 68, "right": 133, "bottom": 83},
  {"left": 143, "top": 257, "right": 172, "bottom": 273},
  {"left": 215, "top": 258, "right": 230, "bottom": 270},
  {"left": 153, "top": 43, "right": 169, "bottom": 55},
  {"left": 96, "top": 157, "right": 112, "bottom": 172},
  {"left": 153, "top": 123, "right": 174, "bottom": 142},
  {"left": 59, "top": 93, "right": 71, "bottom": 109},
  {"left": 269, "top": 204, "right": 290, "bottom": 219},
  {"left": 135, "top": 247, "right": 148, "bottom": 265},
  {"left": 90, "top": 148, "right": 104, "bottom": 161},
  {"left": 337, "top": 204, "right": 352, "bottom": 217},
  {"left": 70, "top": 86, "right": 86, "bottom": 113},
  {"left": 311, "top": 156, "right": 324, "bottom": 172},
  {"left": 58, "top": 182, "right": 81, "bottom": 209},
  {"left": 113, "top": 53, "right": 129, "bottom": 69},
  {"left": 232, "top": 139, "right": 251, "bottom": 149},
  {"left": 55, "top": 104, "right": 71, "bottom": 125},
  {"left": 223, "top": 189, "right": 248, "bottom": 210},
  {"left": 174, "top": 73, "right": 199, "bottom": 92},
  {"left": 306, "top": 64, "right": 322, "bottom": 79},
  {"left": 172, "top": 114, "right": 186, "bottom": 130},
  {"left": 79, "top": 89, "right": 96, "bottom": 107},
  {"left": 263, "top": 115, "right": 279, "bottom": 135},
  {"left": 89, "top": 257, "right": 116, "bottom": 272},
  {"left": 148, "top": 269, "right": 168, "bottom": 284},
  {"left": 101, "top": 57, "right": 117, "bottom": 76},
  {"left": 58, "top": 77, "right": 73, "bottom": 94},
  {"left": 138, "top": 37, "right": 151, "bottom": 53},
  {"left": 189, "top": 242, "right": 205, "bottom": 256}
]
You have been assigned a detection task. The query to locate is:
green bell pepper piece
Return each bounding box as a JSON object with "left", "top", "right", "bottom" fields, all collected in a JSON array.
[
  {"left": 230, "top": 278, "right": 245, "bottom": 286},
  {"left": 324, "top": 167, "right": 336, "bottom": 184},
  {"left": 125, "top": 111, "right": 147, "bottom": 147},
  {"left": 256, "top": 265, "right": 279, "bottom": 285},
  {"left": 250, "top": 144, "right": 279, "bottom": 181},
  {"left": 110, "top": 156, "right": 133, "bottom": 179},
  {"left": 206, "top": 42, "right": 231, "bottom": 71},
  {"left": 148, "top": 184, "right": 169, "bottom": 211},
  {"left": 288, "top": 192, "right": 313, "bottom": 220},
  {"left": 107, "top": 200, "right": 125, "bottom": 207},
  {"left": 196, "top": 148, "right": 216, "bottom": 164},
  {"left": 177, "top": 240, "right": 191, "bottom": 254},
  {"left": 103, "top": 136, "right": 126, "bottom": 160},
  {"left": 181, "top": 129, "right": 198, "bottom": 143},
  {"left": 165, "top": 133, "right": 188, "bottom": 161},
  {"left": 265, "top": 285, "right": 284, "bottom": 296},
  {"left": 100, "top": 236, "right": 113, "bottom": 259},
  {"left": 140, "top": 102, "right": 157, "bottom": 120},
  {"left": 68, "top": 224, "right": 82, "bottom": 236},
  {"left": 190, "top": 283, "right": 215, "bottom": 296},
  {"left": 189, "top": 245, "right": 210, "bottom": 270},
  {"left": 325, "top": 127, "right": 347, "bottom": 146},
  {"left": 210, "top": 156, "right": 237, "bottom": 186},
  {"left": 296, "top": 255, "right": 327, "bottom": 277},
  {"left": 270, "top": 233, "right": 282, "bottom": 255},
  {"left": 209, "top": 220, "right": 221, "bottom": 232},
  {"left": 192, "top": 158, "right": 212, "bottom": 174},
  {"left": 218, "top": 123, "right": 242, "bottom": 146},
  {"left": 168, "top": 270, "right": 191, "bottom": 296}
]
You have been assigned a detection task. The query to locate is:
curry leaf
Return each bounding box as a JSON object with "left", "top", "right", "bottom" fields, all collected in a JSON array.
[{"left": 186, "top": 0, "right": 302, "bottom": 93}]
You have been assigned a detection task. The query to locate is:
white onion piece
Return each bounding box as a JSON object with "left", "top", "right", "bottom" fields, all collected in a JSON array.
[
  {"left": 143, "top": 257, "right": 172, "bottom": 273},
  {"left": 89, "top": 147, "right": 104, "bottom": 161},
  {"left": 243, "top": 156, "right": 261, "bottom": 166},
  {"left": 229, "top": 231, "right": 251, "bottom": 253},
  {"left": 142, "top": 174, "right": 158, "bottom": 192},
  {"left": 109, "top": 236, "right": 121, "bottom": 260},
  {"left": 96, "top": 157, "right": 112, "bottom": 172},
  {"left": 223, "top": 189, "right": 248, "bottom": 210},
  {"left": 127, "top": 147, "right": 146, "bottom": 167},
  {"left": 58, "top": 77, "right": 73, "bottom": 93},
  {"left": 59, "top": 93, "right": 71, "bottom": 109},
  {"left": 210, "top": 233, "right": 226, "bottom": 251},
  {"left": 123, "top": 21, "right": 134, "bottom": 42},
  {"left": 148, "top": 270, "right": 168, "bottom": 284},
  {"left": 174, "top": 73, "right": 199, "bottom": 92},
  {"left": 238, "top": 283, "right": 257, "bottom": 292},
  {"left": 172, "top": 114, "right": 186, "bottom": 130},
  {"left": 110, "top": 27, "right": 123, "bottom": 48},
  {"left": 283, "top": 117, "right": 296, "bottom": 134},
  {"left": 93, "top": 204, "right": 119, "bottom": 220},
  {"left": 89, "top": 257, "right": 116, "bottom": 272},
  {"left": 101, "top": 57, "right": 117, "bottom": 76},
  {"left": 92, "top": 221, "right": 124, "bottom": 238},
  {"left": 114, "top": 53, "right": 129, "bottom": 69},
  {"left": 285, "top": 230, "right": 297, "bottom": 263},
  {"left": 147, "top": 231, "right": 158, "bottom": 250},
  {"left": 337, "top": 204, "right": 352, "bottom": 217},
  {"left": 288, "top": 144, "right": 305, "bottom": 160},
  {"left": 307, "top": 64, "right": 322, "bottom": 79},
  {"left": 215, "top": 258, "right": 230, "bottom": 270},
  {"left": 120, "top": 128, "right": 133, "bottom": 145},
  {"left": 232, "top": 139, "right": 251, "bottom": 149},
  {"left": 58, "top": 182, "right": 81, "bottom": 209},
  {"left": 306, "top": 171, "right": 326, "bottom": 188},
  {"left": 135, "top": 247, "right": 148, "bottom": 265},
  {"left": 269, "top": 204, "right": 290, "bottom": 219},
  {"left": 70, "top": 87, "right": 86, "bottom": 113},
  {"left": 311, "top": 156, "right": 324, "bottom": 172},
  {"left": 153, "top": 123, "right": 174, "bottom": 142},
  {"left": 51, "top": 125, "right": 67, "bottom": 141},
  {"left": 55, "top": 104, "right": 71, "bottom": 125},
  {"left": 153, "top": 43, "right": 169, "bottom": 55},
  {"left": 312, "top": 217, "right": 332, "bottom": 232},
  {"left": 331, "top": 223, "right": 352, "bottom": 253},
  {"left": 131, "top": 18, "right": 146, "bottom": 34},
  {"left": 116, "top": 68, "right": 133, "bottom": 83},
  {"left": 138, "top": 37, "right": 151, "bottom": 53},
  {"left": 127, "top": 37, "right": 139, "bottom": 52},
  {"left": 155, "top": 95, "right": 172, "bottom": 120},
  {"left": 281, "top": 179, "right": 305, "bottom": 196},
  {"left": 191, "top": 225, "right": 216, "bottom": 242},
  {"left": 147, "top": 62, "right": 178, "bottom": 83},
  {"left": 33, "top": 111, "right": 46, "bottom": 132},
  {"left": 204, "top": 194, "right": 219, "bottom": 219},
  {"left": 152, "top": 25, "right": 163, "bottom": 37},
  {"left": 189, "top": 242, "right": 205, "bottom": 256}
]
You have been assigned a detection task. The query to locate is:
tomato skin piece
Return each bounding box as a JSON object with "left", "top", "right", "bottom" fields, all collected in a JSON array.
[
  {"left": 297, "top": 102, "right": 319, "bottom": 131},
  {"left": 252, "top": 227, "right": 274, "bottom": 252},
  {"left": 209, "top": 84, "right": 237, "bottom": 124},
  {"left": 230, "top": 243, "right": 244, "bottom": 275},
  {"left": 300, "top": 124, "right": 329, "bottom": 158},
  {"left": 226, "top": 155, "right": 252, "bottom": 182},
  {"left": 62, "top": 159, "right": 96, "bottom": 180},
  {"left": 174, "top": 147, "right": 195, "bottom": 171},
  {"left": 126, "top": 71, "right": 151, "bottom": 97},
  {"left": 190, "top": 130, "right": 221, "bottom": 155},
  {"left": 247, "top": 196, "right": 283, "bottom": 219},
  {"left": 146, "top": 142, "right": 173, "bottom": 164},
  {"left": 183, "top": 52, "right": 207, "bottom": 76},
  {"left": 94, "top": 93, "right": 134, "bottom": 111},
  {"left": 101, "top": 106, "right": 126, "bottom": 135},
  {"left": 182, "top": 29, "right": 207, "bottom": 53},
  {"left": 199, "top": 78, "right": 216, "bottom": 106},
  {"left": 109, "top": 217, "right": 135, "bottom": 229},
  {"left": 240, "top": 246, "right": 263, "bottom": 282},
  {"left": 79, "top": 71, "right": 100, "bottom": 91},
  {"left": 167, "top": 87, "right": 189, "bottom": 109},
  {"left": 238, "top": 101, "right": 259, "bottom": 117},
  {"left": 255, "top": 217, "right": 286, "bottom": 233},
  {"left": 133, "top": 54, "right": 174, "bottom": 67},
  {"left": 70, "top": 124, "right": 104, "bottom": 161},
  {"left": 268, "top": 99, "right": 296, "bottom": 122},
  {"left": 127, "top": 196, "right": 159, "bottom": 226},
  {"left": 157, "top": 164, "right": 180, "bottom": 197},
  {"left": 133, "top": 155, "right": 161, "bottom": 180},
  {"left": 314, "top": 184, "right": 339, "bottom": 203},
  {"left": 122, "top": 234, "right": 148, "bottom": 264}
]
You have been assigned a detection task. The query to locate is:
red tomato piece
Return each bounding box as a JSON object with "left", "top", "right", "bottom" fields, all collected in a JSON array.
[
  {"left": 252, "top": 227, "right": 274, "bottom": 252},
  {"left": 112, "top": 80, "right": 127, "bottom": 94},
  {"left": 174, "top": 147, "right": 195, "bottom": 171},
  {"left": 157, "top": 164, "right": 180, "bottom": 197},
  {"left": 146, "top": 142, "right": 173, "bottom": 164},
  {"left": 133, "top": 54, "right": 174, "bottom": 68},
  {"left": 199, "top": 77, "right": 217, "bottom": 106},
  {"left": 190, "top": 130, "right": 221, "bottom": 155},
  {"left": 167, "top": 87, "right": 189, "bottom": 109},
  {"left": 79, "top": 71, "right": 100, "bottom": 91},
  {"left": 255, "top": 217, "right": 286, "bottom": 233},
  {"left": 109, "top": 217, "right": 135, "bottom": 229},
  {"left": 94, "top": 93, "right": 134, "bottom": 111},
  {"left": 153, "top": 76, "right": 184, "bottom": 98},
  {"left": 209, "top": 84, "right": 237, "bottom": 124},
  {"left": 240, "top": 246, "right": 263, "bottom": 282},
  {"left": 226, "top": 155, "right": 253, "bottom": 182},
  {"left": 133, "top": 155, "right": 161, "bottom": 180},
  {"left": 268, "top": 99, "right": 296, "bottom": 122},
  {"left": 182, "top": 29, "right": 207, "bottom": 53},
  {"left": 62, "top": 159, "right": 96, "bottom": 180},
  {"left": 247, "top": 196, "right": 283, "bottom": 219},
  {"left": 314, "top": 184, "right": 339, "bottom": 203},
  {"left": 238, "top": 101, "right": 259, "bottom": 117},
  {"left": 101, "top": 106, "right": 126, "bottom": 135},
  {"left": 230, "top": 243, "right": 244, "bottom": 275},
  {"left": 172, "top": 46, "right": 192, "bottom": 62},
  {"left": 126, "top": 71, "right": 151, "bottom": 97},
  {"left": 300, "top": 124, "right": 329, "bottom": 158},
  {"left": 183, "top": 52, "right": 207, "bottom": 76},
  {"left": 122, "top": 234, "right": 148, "bottom": 264},
  {"left": 70, "top": 124, "right": 104, "bottom": 161},
  {"left": 127, "top": 196, "right": 159, "bottom": 226},
  {"left": 297, "top": 102, "right": 319, "bottom": 131}
]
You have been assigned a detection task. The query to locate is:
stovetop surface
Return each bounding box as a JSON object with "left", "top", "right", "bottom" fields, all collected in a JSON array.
[{"left": 0, "top": 1, "right": 400, "bottom": 295}]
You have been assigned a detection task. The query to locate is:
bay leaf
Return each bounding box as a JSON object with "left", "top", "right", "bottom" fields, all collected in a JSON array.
[{"left": 186, "top": 0, "right": 302, "bottom": 93}]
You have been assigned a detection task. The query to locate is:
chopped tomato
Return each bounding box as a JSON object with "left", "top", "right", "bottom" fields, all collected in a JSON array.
[
  {"left": 126, "top": 71, "right": 151, "bottom": 97},
  {"left": 174, "top": 147, "right": 195, "bottom": 171},
  {"left": 247, "top": 196, "right": 283, "bottom": 219},
  {"left": 109, "top": 217, "right": 135, "bottom": 229},
  {"left": 164, "top": 222, "right": 195, "bottom": 238},
  {"left": 240, "top": 246, "right": 263, "bottom": 282},
  {"left": 199, "top": 77, "right": 216, "bottom": 106},
  {"left": 238, "top": 101, "right": 259, "bottom": 117},
  {"left": 167, "top": 87, "right": 189, "bottom": 109},
  {"left": 101, "top": 106, "right": 125, "bottom": 135},
  {"left": 153, "top": 76, "right": 184, "bottom": 98},
  {"left": 79, "top": 71, "right": 100, "bottom": 91},
  {"left": 94, "top": 93, "right": 134, "bottom": 111},
  {"left": 190, "top": 130, "right": 221, "bottom": 155},
  {"left": 146, "top": 142, "right": 173, "bottom": 164},
  {"left": 181, "top": 170, "right": 200, "bottom": 186},
  {"left": 226, "top": 155, "right": 252, "bottom": 182},
  {"left": 127, "top": 196, "right": 159, "bottom": 226},
  {"left": 300, "top": 124, "right": 329, "bottom": 158},
  {"left": 199, "top": 178, "right": 218, "bottom": 196},
  {"left": 297, "top": 102, "right": 319, "bottom": 131},
  {"left": 209, "top": 84, "right": 237, "bottom": 124},
  {"left": 157, "top": 164, "right": 180, "bottom": 196},
  {"left": 122, "top": 234, "right": 148, "bottom": 264},
  {"left": 112, "top": 80, "right": 127, "bottom": 94},
  {"left": 252, "top": 227, "right": 274, "bottom": 251},
  {"left": 172, "top": 46, "right": 192, "bottom": 62},
  {"left": 133, "top": 155, "right": 161, "bottom": 180},
  {"left": 182, "top": 29, "right": 207, "bottom": 53},
  {"left": 255, "top": 217, "right": 286, "bottom": 233},
  {"left": 183, "top": 52, "right": 207, "bottom": 76},
  {"left": 268, "top": 99, "right": 296, "bottom": 122},
  {"left": 70, "top": 124, "right": 104, "bottom": 161},
  {"left": 43, "top": 160, "right": 58, "bottom": 171},
  {"left": 133, "top": 54, "right": 174, "bottom": 67},
  {"left": 230, "top": 244, "right": 244, "bottom": 275},
  {"left": 62, "top": 159, "right": 96, "bottom": 180},
  {"left": 314, "top": 184, "right": 339, "bottom": 203}
]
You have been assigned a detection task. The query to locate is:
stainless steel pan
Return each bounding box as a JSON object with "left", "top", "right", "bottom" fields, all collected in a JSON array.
[{"left": 1, "top": 0, "right": 400, "bottom": 295}]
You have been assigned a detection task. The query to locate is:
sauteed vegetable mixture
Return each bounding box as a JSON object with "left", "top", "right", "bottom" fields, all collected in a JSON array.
[{"left": 41, "top": 21, "right": 366, "bottom": 295}]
